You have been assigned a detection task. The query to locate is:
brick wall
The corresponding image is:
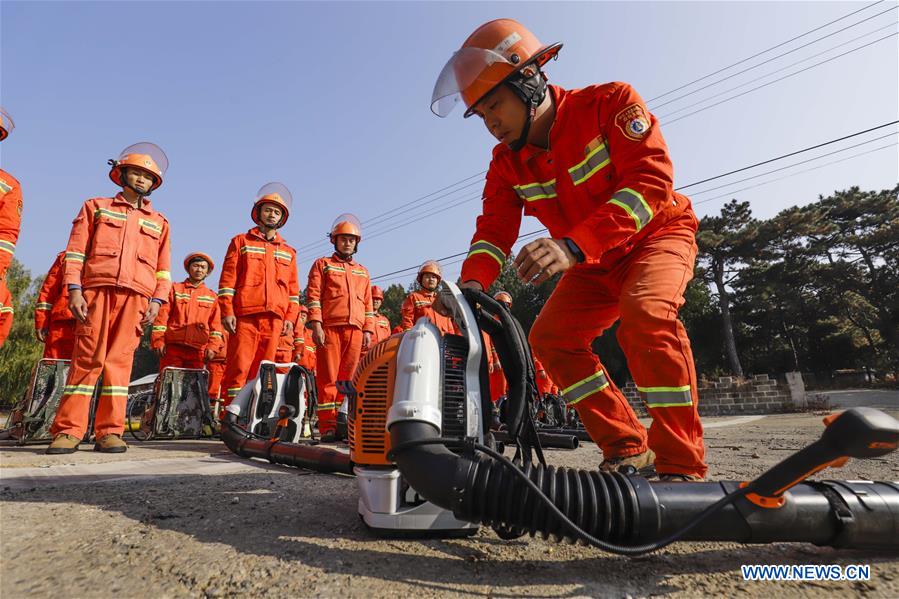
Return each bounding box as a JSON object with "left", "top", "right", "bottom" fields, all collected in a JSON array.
[{"left": 620, "top": 374, "right": 795, "bottom": 417}]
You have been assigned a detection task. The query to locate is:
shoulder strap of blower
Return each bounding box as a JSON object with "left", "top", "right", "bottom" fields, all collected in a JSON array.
[{"left": 461, "top": 289, "right": 545, "bottom": 467}]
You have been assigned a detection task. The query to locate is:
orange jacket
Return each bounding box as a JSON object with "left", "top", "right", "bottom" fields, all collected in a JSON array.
[
  {"left": 276, "top": 309, "right": 305, "bottom": 360},
  {"left": 208, "top": 330, "right": 229, "bottom": 363},
  {"left": 217, "top": 227, "right": 300, "bottom": 321},
  {"left": 533, "top": 356, "right": 555, "bottom": 395},
  {"left": 0, "top": 169, "right": 22, "bottom": 279},
  {"left": 460, "top": 83, "right": 694, "bottom": 289},
  {"left": 306, "top": 253, "right": 373, "bottom": 332},
  {"left": 373, "top": 313, "right": 391, "bottom": 344},
  {"left": 151, "top": 279, "right": 224, "bottom": 352},
  {"left": 35, "top": 251, "right": 74, "bottom": 331},
  {"left": 63, "top": 194, "right": 172, "bottom": 299},
  {"left": 401, "top": 290, "right": 455, "bottom": 334}
]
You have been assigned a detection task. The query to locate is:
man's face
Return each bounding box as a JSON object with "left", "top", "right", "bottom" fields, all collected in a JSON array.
[
  {"left": 259, "top": 203, "right": 283, "bottom": 228},
  {"left": 373, "top": 298, "right": 382, "bottom": 311},
  {"left": 335, "top": 234, "right": 357, "bottom": 255},
  {"left": 188, "top": 260, "right": 209, "bottom": 282},
  {"left": 470, "top": 84, "right": 526, "bottom": 148},
  {"left": 420, "top": 272, "right": 440, "bottom": 291},
  {"left": 123, "top": 167, "right": 155, "bottom": 194}
]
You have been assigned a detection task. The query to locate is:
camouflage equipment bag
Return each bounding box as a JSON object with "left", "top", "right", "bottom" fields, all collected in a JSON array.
[{"left": 137, "top": 367, "right": 215, "bottom": 440}]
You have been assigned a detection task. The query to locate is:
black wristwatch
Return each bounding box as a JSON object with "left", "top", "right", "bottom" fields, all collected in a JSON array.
[{"left": 563, "top": 237, "right": 586, "bottom": 263}]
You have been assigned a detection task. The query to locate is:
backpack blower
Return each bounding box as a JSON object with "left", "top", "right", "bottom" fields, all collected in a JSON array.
[{"left": 222, "top": 281, "right": 899, "bottom": 554}]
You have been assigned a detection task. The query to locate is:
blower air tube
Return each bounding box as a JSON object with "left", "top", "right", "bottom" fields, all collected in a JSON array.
[
  {"left": 221, "top": 414, "right": 353, "bottom": 476},
  {"left": 390, "top": 421, "right": 899, "bottom": 551}
]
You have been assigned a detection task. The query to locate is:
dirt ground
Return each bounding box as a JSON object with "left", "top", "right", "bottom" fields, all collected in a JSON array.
[{"left": 1, "top": 408, "right": 897, "bottom": 598}]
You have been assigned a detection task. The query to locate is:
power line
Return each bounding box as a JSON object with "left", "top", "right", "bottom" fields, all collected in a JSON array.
[
  {"left": 660, "top": 32, "right": 897, "bottom": 125},
  {"left": 370, "top": 122, "right": 898, "bottom": 282},
  {"left": 650, "top": 15, "right": 898, "bottom": 112},
  {"left": 645, "top": 0, "right": 886, "bottom": 102},
  {"left": 692, "top": 142, "right": 898, "bottom": 206}
]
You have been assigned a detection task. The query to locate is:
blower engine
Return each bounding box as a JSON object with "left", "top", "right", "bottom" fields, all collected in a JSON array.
[{"left": 222, "top": 281, "right": 899, "bottom": 554}]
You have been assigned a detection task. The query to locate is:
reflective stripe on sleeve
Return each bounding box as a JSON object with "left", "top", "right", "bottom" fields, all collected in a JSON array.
[
  {"left": 467, "top": 240, "right": 505, "bottom": 267},
  {"left": 608, "top": 188, "right": 653, "bottom": 232}
]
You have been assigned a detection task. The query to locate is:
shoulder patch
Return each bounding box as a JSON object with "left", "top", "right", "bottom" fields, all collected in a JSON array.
[{"left": 614, "top": 103, "right": 651, "bottom": 141}]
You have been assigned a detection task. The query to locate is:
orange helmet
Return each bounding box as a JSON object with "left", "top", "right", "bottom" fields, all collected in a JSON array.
[
  {"left": 183, "top": 252, "right": 215, "bottom": 273},
  {"left": 329, "top": 213, "right": 362, "bottom": 242},
  {"left": 417, "top": 260, "right": 442, "bottom": 283},
  {"left": 108, "top": 142, "right": 168, "bottom": 192},
  {"left": 371, "top": 285, "right": 384, "bottom": 301},
  {"left": 494, "top": 291, "right": 513, "bottom": 307},
  {"left": 0, "top": 107, "right": 14, "bottom": 141},
  {"left": 431, "top": 19, "right": 561, "bottom": 117},
  {"left": 252, "top": 182, "right": 292, "bottom": 228}
]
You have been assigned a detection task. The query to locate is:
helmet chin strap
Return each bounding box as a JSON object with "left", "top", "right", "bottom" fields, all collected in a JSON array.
[{"left": 504, "top": 69, "right": 548, "bottom": 153}]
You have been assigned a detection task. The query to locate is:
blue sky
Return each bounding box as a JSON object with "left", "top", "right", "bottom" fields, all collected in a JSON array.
[{"left": 2, "top": 1, "right": 897, "bottom": 289}]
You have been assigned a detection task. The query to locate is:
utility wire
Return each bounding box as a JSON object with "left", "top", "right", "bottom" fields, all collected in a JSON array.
[
  {"left": 645, "top": 0, "right": 886, "bottom": 102},
  {"left": 370, "top": 123, "right": 899, "bottom": 282},
  {"left": 661, "top": 32, "right": 897, "bottom": 125},
  {"left": 650, "top": 6, "right": 898, "bottom": 110}
]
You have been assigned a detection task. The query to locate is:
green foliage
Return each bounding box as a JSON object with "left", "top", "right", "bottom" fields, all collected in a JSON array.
[
  {"left": 379, "top": 283, "right": 408, "bottom": 329},
  {"left": 0, "top": 259, "right": 43, "bottom": 407}
]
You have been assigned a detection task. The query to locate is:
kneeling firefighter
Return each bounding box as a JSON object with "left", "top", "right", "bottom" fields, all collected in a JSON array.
[{"left": 432, "top": 19, "right": 704, "bottom": 480}]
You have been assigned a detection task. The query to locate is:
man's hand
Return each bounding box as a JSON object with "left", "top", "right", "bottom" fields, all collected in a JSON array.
[
  {"left": 36, "top": 328, "right": 48, "bottom": 342},
  {"left": 154, "top": 344, "right": 166, "bottom": 358},
  {"left": 222, "top": 315, "right": 237, "bottom": 334},
  {"left": 513, "top": 238, "right": 576, "bottom": 286},
  {"left": 362, "top": 331, "right": 372, "bottom": 350},
  {"left": 311, "top": 321, "right": 326, "bottom": 348},
  {"left": 204, "top": 348, "right": 215, "bottom": 362},
  {"left": 68, "top": 289, "right": 88, "bottom": 323},
  {"left": 141, "top": 300, "right": 161, "bottom": 327},
  {"left": 282, "top": 319, "right": 294, "bottom": 337}
]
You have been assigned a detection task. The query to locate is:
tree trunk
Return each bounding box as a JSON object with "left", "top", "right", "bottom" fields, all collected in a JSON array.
[{"left": 713, "top": 261, "right": 744, "bottom": 376}]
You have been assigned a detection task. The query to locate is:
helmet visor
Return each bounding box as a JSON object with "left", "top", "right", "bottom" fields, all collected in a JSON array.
[
  {"left": 118, "top": 142, "right": 169, "bottom": 176},
  {"left": 256, "top": 182, "right": 293, "bottom": 211},
  {"left": 331, "top": 212, "right": 362, "bottom": 236},
  {"left": 431, "top": 47, "right": 514, "bottom": 117},
  {"left": 0, "top": 108, "right": 15, "bottom": 136}
]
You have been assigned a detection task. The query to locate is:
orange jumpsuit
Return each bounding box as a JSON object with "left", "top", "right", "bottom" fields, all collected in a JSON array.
[
  {"left": 218, "top": 227, "right": 299, "bottom": 404},
  {"left": 206, "top": 330, "right": 228, "bottom": 401},
  {"left": 306, "top": 253, "right": 373, "bottom": 433},
  {"left": 35, "top": 251, "right": 76, "bottom": 359},
  {"left": 295, "top": 306, "right": 317, "bottom": 371},
  {"left": 0, "top": 168, "right": 22, "bottom": 349},
  {"left": 274, "top": 309, "right": 305, "bottom": 364},
  {"left": 52, "top": 194, "right": 172, "bottom": 440},
  {"left": 151, "top": 279, "right": 224, "bottom": 371},
  {"left": 400, "top": 290, "right": 455, "bottom": 334},
  {"left": 372, "top": 312, "right": 391, "bottom": 344},
  {"left": 460, "top": 83, "right": 706, "bottom": 478}
]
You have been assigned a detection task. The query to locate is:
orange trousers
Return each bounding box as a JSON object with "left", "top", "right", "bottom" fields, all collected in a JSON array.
[
  {"left": 222, "top": 313, "right": 282, "bottom": 405},
  {"left": 51, "top": 287, "right": 146, "bottom": 439},
  {"left": 315, "top": 325, "right": 362, "bottom": 433},
  {"left": 0, "top": 279, "right": 12, "bottom": 349},
  {"left": 42, "top": 320, "right": 76, "bottom": 360},
  {"left": 529, "top": 215, "right": 706, "bottom": 478},
  {"left": 159, "top": 343, "right": 205, "bottom": 371},
  {"left": 207, "top": 361, "right": 225, "bottom": 399},
  {"left": 490, "top": 368, "right": 507, "bottom": 403}
]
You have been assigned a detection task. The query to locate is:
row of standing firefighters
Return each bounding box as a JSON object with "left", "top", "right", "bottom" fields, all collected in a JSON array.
[{"left": 1, "top": 17, "right": 707, "bottom": 479}]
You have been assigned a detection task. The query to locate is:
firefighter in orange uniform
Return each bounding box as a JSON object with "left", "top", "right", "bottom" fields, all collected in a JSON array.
[
  {"left": 206, "top": 330, "right": 228, "bottom": 406},
  {"left": 34, "top": 251, "right": 76, "bottom": 359},
  {"left": 400, "top": 260, "right": 455, "bottom": 334},
  {"left": 306, "top": 213, "right": 374, "bottom": 441},
  {"left": 296, "top": 305, "right": 317, "bottom": 372},
  {"left": 218, "top": 183, "right": 300, "bottom": 407},
  {"left": 274, "top": 308, "right": 304, "bottom": 365},
  {"left": 151, "top": 252, "right": 224, "bottom": 371},
  {"left": 434, "top": 20, "right": 706, "bottom": 481},
  {"left": 47, "top": 143, "right": 172, "bottom": 454},
  {"left": 369, "top": 285, "right": 391, "bottom": 346},
  {"left": 0, "top": 107, "right": 22, "bottom": 349}
]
